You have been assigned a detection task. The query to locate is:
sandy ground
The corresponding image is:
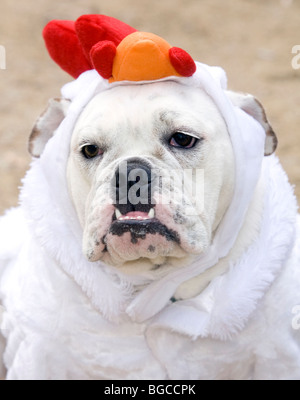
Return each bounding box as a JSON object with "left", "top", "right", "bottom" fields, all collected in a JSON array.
[{"left": 0, "top": 0, "right": 299, "bottom": 214}]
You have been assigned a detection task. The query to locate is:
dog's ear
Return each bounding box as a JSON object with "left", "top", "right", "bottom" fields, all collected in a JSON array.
[
  {"left": 226, "top": 91, "right": 278, "bottom": 156},
  {"left": 29, "top": 98, "right": 70, "bottom": 158}
]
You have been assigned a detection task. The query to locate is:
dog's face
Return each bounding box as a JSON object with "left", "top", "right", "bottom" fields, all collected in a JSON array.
[
  {"left": 66, "top": 81, "right": 235, "bottom": 273},
  {"left": 29, "top": 80, "right": 277, "bottom": 276}
]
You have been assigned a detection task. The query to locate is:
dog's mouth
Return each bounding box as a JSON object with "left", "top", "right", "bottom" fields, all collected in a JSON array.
[
  {"left": 96, "top": 204, "right": 182, "bottom": 266},
  {"left": 110, "top": 208, "right": 180, "bottom": 245},
  {"left": 114, "top": 208, "right": 155, "bottom": 223}
]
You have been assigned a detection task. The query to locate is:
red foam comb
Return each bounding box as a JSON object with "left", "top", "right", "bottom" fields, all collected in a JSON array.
[
  {"left": 75, "top": 15, "right": 136, "bottom": 64},
  {"left": 169, "top": 47, "right": 197, "bottom": 77},
  {"left": 43, "top": 20, "right": 91, "bottom": 79},
  {"left": 43, "top": 15, "right": 136, "bottom": 79}
]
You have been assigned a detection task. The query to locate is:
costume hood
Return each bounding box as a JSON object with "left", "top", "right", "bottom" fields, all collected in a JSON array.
[{"left": 21, "top": 15, "right": 297, "bottom": 337}]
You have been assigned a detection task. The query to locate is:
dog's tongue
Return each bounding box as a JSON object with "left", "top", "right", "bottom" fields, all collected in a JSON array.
[
  {"left": 127, "top": 212, "right": 148, "bottom": 218},
  {"left": 119, "top": 211, "right": 151, "bottom": 221}
]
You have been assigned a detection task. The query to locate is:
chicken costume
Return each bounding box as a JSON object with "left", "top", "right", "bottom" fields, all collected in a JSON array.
[{"left": 0, "top": 15, "right": 299, "bottom": 380}]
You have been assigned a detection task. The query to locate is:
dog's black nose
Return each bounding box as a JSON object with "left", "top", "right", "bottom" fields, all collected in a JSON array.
[{"left": 113, "top": 160, "right": 155, "bottom": 215}]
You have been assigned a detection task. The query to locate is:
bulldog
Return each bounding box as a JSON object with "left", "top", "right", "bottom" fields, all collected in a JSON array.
[{"left": 0, "top": 15, "right": 299, "bottom": 380}]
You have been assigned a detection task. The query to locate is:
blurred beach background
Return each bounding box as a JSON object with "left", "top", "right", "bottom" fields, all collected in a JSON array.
[{"left": 0, "top": 0, "right": 299, "bottom": 213}]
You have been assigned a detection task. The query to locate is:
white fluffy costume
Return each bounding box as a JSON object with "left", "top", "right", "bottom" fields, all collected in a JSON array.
[{"left": 0, "top": 15, "right": 300, "bottom": 380}]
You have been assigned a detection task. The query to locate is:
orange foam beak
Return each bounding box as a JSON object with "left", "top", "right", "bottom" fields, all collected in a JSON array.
[{"left": 109, "top": 32, "right": 187, "bottom": 83}]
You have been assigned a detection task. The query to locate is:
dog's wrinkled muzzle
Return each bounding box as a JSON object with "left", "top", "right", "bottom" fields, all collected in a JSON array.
[{"left": 103, "top": 160, "right": 180, "bottom": 264}]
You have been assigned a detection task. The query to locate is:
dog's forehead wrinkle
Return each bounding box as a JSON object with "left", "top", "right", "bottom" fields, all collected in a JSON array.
[{"left": 159, "top": 110, "right": 181, "bottom": 123}]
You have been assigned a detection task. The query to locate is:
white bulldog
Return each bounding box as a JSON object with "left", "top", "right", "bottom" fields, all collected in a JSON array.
[{"left": 0, "top": 70, "right": 299, "bottom": 380}]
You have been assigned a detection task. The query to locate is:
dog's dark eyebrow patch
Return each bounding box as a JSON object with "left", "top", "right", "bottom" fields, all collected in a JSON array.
[
  {"left": 159, "top": 110, "right": 181, "bottom": 123},
  {"left": 109, "top": 220, "right": 180, "bottom": 245}
]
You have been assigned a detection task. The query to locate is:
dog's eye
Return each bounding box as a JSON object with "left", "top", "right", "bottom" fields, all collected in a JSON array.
[
  {"left": 81, "top": 145, "right": 102, "bottom": 159},
  {"left": 169, "top": 132, "right": 197, "bottom": 149}
]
